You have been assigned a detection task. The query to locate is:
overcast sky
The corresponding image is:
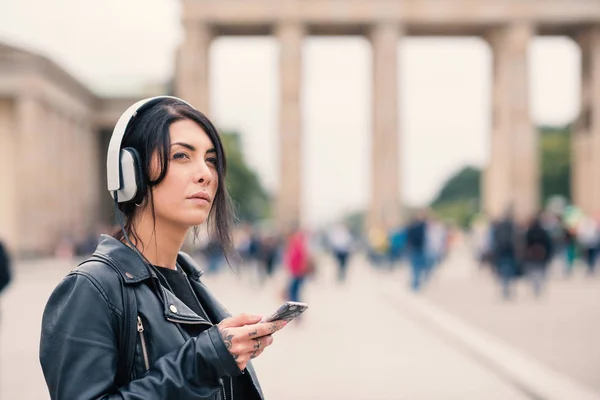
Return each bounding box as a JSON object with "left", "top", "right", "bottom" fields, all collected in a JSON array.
[{"left": 1, "top": 0, "right": 580, "bottom": 227}]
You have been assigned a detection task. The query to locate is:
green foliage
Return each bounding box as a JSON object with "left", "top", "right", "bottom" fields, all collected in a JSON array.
[
  {"left": 429, "top": 166, "right": 481, "bottom": 228},
  {"left": 429, "top": 126, "right": 572, "bottom": 227},
  {"left": 221, "top": 132, "right": 270, "bottom": 223},
  {"left": 431, "top": 166, "right": 481, "bottom": 208},
  {"left": 540, "top": 125, "right": 571, "bottom": 203}
]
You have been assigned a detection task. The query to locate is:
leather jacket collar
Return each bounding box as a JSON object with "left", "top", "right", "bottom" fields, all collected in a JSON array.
[{"left": 94, "top": 234, "right": 210, "bottom": 324}]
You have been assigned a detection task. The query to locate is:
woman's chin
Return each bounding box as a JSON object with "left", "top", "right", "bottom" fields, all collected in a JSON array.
[{"left": 182, "top": 211, "right": 209, "bottom": 227}]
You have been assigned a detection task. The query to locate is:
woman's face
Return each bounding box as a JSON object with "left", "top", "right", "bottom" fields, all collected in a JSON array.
[{"left": 148, "top": 119, "right": 219, "bottom": 228}]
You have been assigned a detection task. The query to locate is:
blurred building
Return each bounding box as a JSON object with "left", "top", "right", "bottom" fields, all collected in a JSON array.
[
  {"left": 0, "top": 43, "right": 143, "bottom": 257},
  {"left": 2, "top": 0, "right": 600, "bottom": 256}
]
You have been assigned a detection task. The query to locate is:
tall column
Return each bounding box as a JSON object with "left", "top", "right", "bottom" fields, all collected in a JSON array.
[
  {"left": 47, "top": 109, "right": 62, "bottom": 241},
  {"left": 485, "top": 23, "right": 537, "bottom": 222},
  {"left": 368, "top": 22, "right": 401, "bottom": 231},
  {"left": 574, "top": 27, "right": 600, "bottom": 216},
  {"left": 0, "top": 99, "right": 17, "bottom": 252},
  {"left": 15, "top": 93, "right": 41, "bottom": 255},
  {"left": 275, "top": 22, "right": 304, "bottom": 232},
  {"left": 176, "top": 21, "right": 213, "bottom": 115}
]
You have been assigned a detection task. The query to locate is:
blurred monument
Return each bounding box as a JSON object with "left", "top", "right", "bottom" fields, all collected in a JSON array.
[{"left": 1, "top": 0, "right": 600, "bottom": 256}]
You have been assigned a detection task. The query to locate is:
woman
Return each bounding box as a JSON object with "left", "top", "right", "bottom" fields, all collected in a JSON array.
[{"left": 39, "top": 97, "right": 287, "bottom": 399}]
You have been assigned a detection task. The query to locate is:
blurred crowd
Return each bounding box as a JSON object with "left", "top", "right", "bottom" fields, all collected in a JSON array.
[
  {"left": 39, "top": 202, "right": 600, "bottom": 305},
  {"left": 470, "top": 207, "right": 599, "bottom": 299}
]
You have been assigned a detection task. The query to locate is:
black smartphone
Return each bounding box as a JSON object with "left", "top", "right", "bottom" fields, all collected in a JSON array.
[{"left": 263, "top": 301, "right": 308, "bottom": 323}]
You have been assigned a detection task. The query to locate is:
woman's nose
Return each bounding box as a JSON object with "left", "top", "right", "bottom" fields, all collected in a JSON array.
[{"left": 195, "top": 160, "right": 212, "bottom": 184}]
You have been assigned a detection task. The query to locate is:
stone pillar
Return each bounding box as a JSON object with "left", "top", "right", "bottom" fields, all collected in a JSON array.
[
  {"left": 573, "top": 27, "right": 600, "bottom": 216},
  {"left": 485, "top": 23, "right": 537, "bottom": 222},
  {"left": 368, "top": 22, "right": 401, "bottom": 231},
  {"left": 0, "top": 99, "right": 17, "bottom": 251},
  {"left": 15, "top": 93, "right": 41, "bottom": 255},
  {"left": 275, "top": 22, "right": 304, "bottom": 232},
  {"left": 38, "top": 104, "right": 55, "bottom": 252},
  {"left": 47, "top": 109, "right": 63, "bottom": 241},
  {"left": 82, "top": 118, "right": 100, "bottom": 232},
  {"left": 57, "top": 113, "right": 73, "bottom": 245},
  {"left": 176, "top": 21, "right": 212, "bottom": 115}
]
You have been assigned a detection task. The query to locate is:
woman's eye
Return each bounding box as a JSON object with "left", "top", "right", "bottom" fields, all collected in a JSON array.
[
  {"left": 206, "top": 157, "right": 217, "bottom": 165},
  {"left": 172, "top": 152, "right": 189, "bottom": 160}
]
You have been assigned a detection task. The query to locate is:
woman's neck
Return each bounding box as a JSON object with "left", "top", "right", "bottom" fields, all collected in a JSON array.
[{"left": 130, "top": 212, "right": 187, "bottom": 270}]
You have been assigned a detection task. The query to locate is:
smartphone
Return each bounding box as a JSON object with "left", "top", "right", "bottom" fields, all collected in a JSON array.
[{"left": 263, "top": 301, "right": 308, "bottom": 323}]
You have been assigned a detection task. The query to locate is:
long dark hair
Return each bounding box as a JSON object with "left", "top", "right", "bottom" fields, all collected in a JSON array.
[{"left": 112, "top": 98, "right": 235, "bottom": 255}]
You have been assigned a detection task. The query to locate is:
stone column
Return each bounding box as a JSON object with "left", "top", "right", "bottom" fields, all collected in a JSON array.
[
  {"left": 47, "top": 108, "right": 62, "bottom": 241},
  {"left": 176, "top": 21, "right": 213, "bottom": 115},
  {"left": 15, "top": 93, "right": 41, "bottom": 255},
  {"left": 368, "top": 22, "right": 401, "bottom": 231},
  {"left": 574, "top": 27, "right": 600, "bottom": 216},
  {"left": 0, "top": 99, "right": 17, "bottom": 252},
  {"left": 485, "top": 23, "right": 537, "bottom": 222},
  {"left": 275, "top": 22, "right": 305, "bottom": 232},
  {"left": 58, "top": 113, "right": 73, "bottom": 244},
  {"left": 82, "top": 118, "right": 100, "bottom": 232}
]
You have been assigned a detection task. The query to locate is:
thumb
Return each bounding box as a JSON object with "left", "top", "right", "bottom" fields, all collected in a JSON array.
[{"left": 220, "top": 313, "right": 262, "bottom": 328}]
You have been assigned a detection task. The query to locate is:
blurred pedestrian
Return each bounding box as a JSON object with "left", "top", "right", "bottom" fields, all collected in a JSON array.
[
  {"left": 406, "top": 210, "right": 428, "bottom": 291},
  {"left": 327, "top": 223, "right": 353, "bottom": 282},
  {"left": 284, "top": 226, "right": 310, "bottom": 303},
  {"left": 577, "top": 216, "right": 599, "bottom": 275},
  {"left": 562, "top": 223, "right": 577, "bottom": 277},
  {"left": 258, "top": 232, "right": 280, "bottom": 284},
  {"left": 491, "top": 211, "right": 518, "bottom": 299},
  {"left": 523, "top": 214, "right": 553, "bottom": 297},
  {"left": 0, "top": 239, "right": 12, "bottom": 312}
]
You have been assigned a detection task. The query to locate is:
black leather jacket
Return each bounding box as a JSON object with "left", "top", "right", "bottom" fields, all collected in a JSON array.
[{"left": 39, "top": 235, "right": 263, "bottom": 400}]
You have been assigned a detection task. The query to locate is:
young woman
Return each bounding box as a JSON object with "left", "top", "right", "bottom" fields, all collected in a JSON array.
[{"left": 39, "top": 97, "right": 287, "bottom": 399}]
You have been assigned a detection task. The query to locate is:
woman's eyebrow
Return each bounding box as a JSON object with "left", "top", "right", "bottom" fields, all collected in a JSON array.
[
  {"left": 206, "top": 148, "right": 216, "bottom": 154},
  {"left": 171, "top": 142, "right": 196, "bottom": 151}
]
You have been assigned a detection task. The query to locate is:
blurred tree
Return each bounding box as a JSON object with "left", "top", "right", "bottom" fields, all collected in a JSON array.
[
  {"left": 220, "top": 132, "right": 271, "bottom": 222},
  {"left": 431, "top": 166, "right": 481, "bottom": 208},
  {"left": 429, "top": 125, "right": 571, "bottom": 227},
  {"left": 540, "top": 125, "right": 571, "bottom": 203},
  {"left": 430, "top": 166, "right": 481, "bottom": 228}
]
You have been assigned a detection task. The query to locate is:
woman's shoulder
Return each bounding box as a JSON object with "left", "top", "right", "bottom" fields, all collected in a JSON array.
[{"left": 56, "top": 256, "right": 126, "bottom": 310}]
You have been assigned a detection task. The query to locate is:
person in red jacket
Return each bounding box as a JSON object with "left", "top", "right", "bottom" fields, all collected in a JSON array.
[{"left": 284, "top": 227, "right": 309, "bottom": 303}]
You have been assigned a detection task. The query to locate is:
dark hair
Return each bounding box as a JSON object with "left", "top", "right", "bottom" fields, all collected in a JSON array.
[{"left": 112, "top": 98, "right": 235, "bottom": 255}]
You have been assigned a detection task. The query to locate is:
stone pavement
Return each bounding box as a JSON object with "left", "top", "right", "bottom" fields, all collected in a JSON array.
[
  {"left": 0, "top": 250, "right": 597, "bottom": 399},
  {"left": 391, "top": 245, "right": 600, "bottom": 394}
]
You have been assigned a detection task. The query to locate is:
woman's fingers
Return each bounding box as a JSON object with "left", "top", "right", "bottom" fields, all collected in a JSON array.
[
  {"left": 242, "top": 320, "right": 287, "bottom": 339},
  {"left": 249, "top": 335, "right": 273, "bottom": 359},
  {"left": 219, "top": 313, "right": 262, "bottom": 329},
  {"left": 218, "top": 314, "right": 285, "bottom": 370}
]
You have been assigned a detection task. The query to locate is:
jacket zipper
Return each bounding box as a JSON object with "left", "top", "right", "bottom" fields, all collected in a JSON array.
[
  {"left": 217, "top": 377, "right": 233, "bottom": 400},
  {"left": 137, "top": 316, "right": 150, "bottom": 371}
]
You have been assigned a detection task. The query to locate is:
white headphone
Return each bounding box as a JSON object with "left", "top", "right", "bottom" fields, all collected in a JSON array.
[{"left": 106, "top": 95, "right": 194, "bottom": 204}]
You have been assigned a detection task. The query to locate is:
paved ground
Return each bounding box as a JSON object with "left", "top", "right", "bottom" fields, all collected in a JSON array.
[
  {"left": 388, "top": 245, "right": 600, "bottom": 393},
  {"left": 0, "top": 248, "right": 598, "bottom": 399}
]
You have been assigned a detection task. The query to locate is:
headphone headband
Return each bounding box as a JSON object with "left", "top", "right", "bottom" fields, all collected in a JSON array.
[{"left": 106, "top": 95, "right": 193, "bottom": 193}]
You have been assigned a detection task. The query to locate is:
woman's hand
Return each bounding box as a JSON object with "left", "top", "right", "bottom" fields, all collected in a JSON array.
[{"left": 217, "top": 314, "right": 287, "bottom": 370}]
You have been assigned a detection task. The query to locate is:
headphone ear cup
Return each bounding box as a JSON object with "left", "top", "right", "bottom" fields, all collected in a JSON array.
[
  {"left": 123, "top": 147, "right": 146, "bottom": 205},
  {"left": 115, "top": 147, "right": 146, "bottom": 204}
]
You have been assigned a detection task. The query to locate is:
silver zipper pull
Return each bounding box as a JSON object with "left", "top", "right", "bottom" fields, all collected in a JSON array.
[{"left": 137, "top": 316, "right": 144, "bottom": 332}]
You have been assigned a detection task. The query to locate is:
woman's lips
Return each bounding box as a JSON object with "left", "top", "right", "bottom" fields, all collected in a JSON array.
[
  {"left": 188, "top": 191, "right": 211, "bottom": 205},
  {"left": 188, "top": 197, "right": 210, "bottom": 205}
]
